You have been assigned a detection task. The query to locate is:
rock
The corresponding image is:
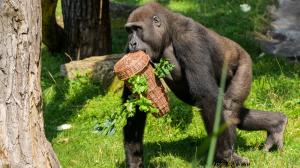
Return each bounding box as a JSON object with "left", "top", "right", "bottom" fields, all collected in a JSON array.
[
  {"left": 259, "top": 0, "right": 300, "bottom": 59},
  {"left": 61, "top": 54, "right": 124, "bottom": 91}
]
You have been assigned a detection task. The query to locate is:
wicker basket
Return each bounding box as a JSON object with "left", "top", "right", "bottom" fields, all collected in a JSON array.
[
  {"left": 114, "top": 51, "right": 170, "bottom": 117},
  {"left": 146, "top": 84, "right": 170, "bottom": 117},
  {"left": 114, "top": 51, "right": 150, "bottom": 80}
]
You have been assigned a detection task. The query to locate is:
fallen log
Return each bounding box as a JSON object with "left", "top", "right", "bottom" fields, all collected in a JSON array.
[
  {"left": 60, "top": 53, "right": 124, "bottom": 92},
  {"left": 259, "top": 0, "right": 300, "bottom": 59}
]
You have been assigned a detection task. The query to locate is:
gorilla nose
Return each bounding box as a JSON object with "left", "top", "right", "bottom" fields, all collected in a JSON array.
[{"left": 129, "top": 41, "right": 137, "bottom": 51}]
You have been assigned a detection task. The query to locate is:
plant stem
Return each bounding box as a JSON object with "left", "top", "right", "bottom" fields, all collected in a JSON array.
[{"left": 205, "top": 62, "right": 228, "bottom": 167}]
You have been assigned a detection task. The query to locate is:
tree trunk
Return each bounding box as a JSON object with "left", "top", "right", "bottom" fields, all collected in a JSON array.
[
  {"left": 62, "top": 0, "right": 112, "bottom": 60},
  {"left": 42, "top": 0, "right": 65, "bottom": 52},
  {"left": 0, "top": 0, "right": 60, "bottom": 167}
]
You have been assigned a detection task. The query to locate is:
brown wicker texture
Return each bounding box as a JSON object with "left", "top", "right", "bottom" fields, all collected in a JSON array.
[
  {"left": 114, "top": 51, "right": 150, "bottom": 80},
  {"left": 140, "top": 65, "right": 169, "bottom": 117},
  {"left": 114, "top": 51, "right": 170, "bottom": 117},
  {"left": 138, "top": 65, "right": 157, "bottom": 91},
  {"left": 147, "top": 85, "right": 170, "bottom": 117}
]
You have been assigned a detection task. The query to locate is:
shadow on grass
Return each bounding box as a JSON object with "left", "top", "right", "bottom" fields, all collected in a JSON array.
[
  {"left": 114, "top": 136, "right": 207, "bottom": 168},
  {"left": 167, "top": 92, "right": 194, "bottom": 131},
  {"left": 143, "top": 134, "right": 254, "bottom": 166},
  {"left": 115, "top": 133, "right": 260, "bottom": 167},
  {"left": 44, "top": 79, "right": 105, "bottom": 141},
  {"left": 41, "top": 47, "right": 105, "bottom": 141},
  {"left": 144, "top": 136, "right": 207, "bottom": 166},
  {"left": 252, "top": 55, "right": 300, "bottom": 78},
  {"left": 236, "top": 134, "right": 257, "bottom": 151}
]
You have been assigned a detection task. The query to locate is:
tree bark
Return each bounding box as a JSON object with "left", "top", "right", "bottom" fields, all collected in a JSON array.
[
  {"left": 0, "top": 0, "right": 60, "bottom": 167},
  {"left": 62, "top": 0, "right": 112, "bottom": 60},
  {"left": 42, "top": 0, "right": 65, "bottom": 52}
]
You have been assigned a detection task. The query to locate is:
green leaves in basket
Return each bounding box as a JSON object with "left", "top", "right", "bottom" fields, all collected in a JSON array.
[
  {"left": 123, "top": 95, "right": 158, "bottom": 115},
  {"left": 126, "top": 75, "right": 159, "bottom": 114},
  {"left": 154, "top": 58, "right": 175, "bottom": 79},
  {"left": 123, "top": 95, "right": 137, "bottom": 116},
  {"left": 136, "top": 96, "right": 159, "bottom": 113},
  {"left": 127, "top": 75, "right": 148, "bottom": 94}
]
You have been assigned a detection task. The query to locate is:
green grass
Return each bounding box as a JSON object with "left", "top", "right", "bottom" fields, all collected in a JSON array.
[{"left": 42, "top": 0, "right": 300, "bottom": 167}]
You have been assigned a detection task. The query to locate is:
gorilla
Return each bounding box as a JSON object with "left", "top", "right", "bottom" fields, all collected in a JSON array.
[{"left": 122, "top": 2, "right": 287, "bottom": 167}]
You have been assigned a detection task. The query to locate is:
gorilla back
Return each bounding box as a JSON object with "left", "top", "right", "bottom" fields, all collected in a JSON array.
[{"left": 122, "top": 2, "right": 287, "bottom": 167}]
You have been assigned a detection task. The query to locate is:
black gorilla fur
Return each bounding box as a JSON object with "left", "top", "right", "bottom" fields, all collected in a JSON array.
[{"left": 122, "top": 2, "right": 287, "bottom": 167}]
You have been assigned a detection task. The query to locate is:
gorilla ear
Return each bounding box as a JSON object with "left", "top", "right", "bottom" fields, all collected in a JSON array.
[{"left": 152, "top": 15, "right": 161, "bottom": 27}]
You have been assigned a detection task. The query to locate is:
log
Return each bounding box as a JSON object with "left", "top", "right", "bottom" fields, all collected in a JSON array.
[
  {"left": 259, "top": 0, "right": 300, "bottom": 59},
  {"left": 61, "top": 53, "right": 124, "bottom": 92}
]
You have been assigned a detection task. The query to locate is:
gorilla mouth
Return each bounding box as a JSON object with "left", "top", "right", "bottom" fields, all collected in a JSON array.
[
  {"left": 130, "top": 49, "right": 155, "bottom": 61},
  {"left": 129, "top": 49, "right": 146, "bottom": 54},
  {"left": 140, "top": 49, "right": 150, "bottom": 57}
]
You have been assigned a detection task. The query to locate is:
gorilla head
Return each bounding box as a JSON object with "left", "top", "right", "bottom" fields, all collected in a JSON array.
[{"left": 125, "top": 3, "right": 171, "bottom": 61}]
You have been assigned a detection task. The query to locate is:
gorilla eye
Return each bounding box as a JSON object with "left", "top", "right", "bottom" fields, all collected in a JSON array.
[
  {"left": 132, "top": 26, "right": 142, "bottom": 31},
  {"left": 153, "top": 15, "right": 161, "bottom": 27},
  {"left": 125, "top": 26, "right": 133, "bottom": 34}
]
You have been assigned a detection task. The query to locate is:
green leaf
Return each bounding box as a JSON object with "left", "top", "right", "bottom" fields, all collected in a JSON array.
[
  {"left": 154, "top": 58, "right": 175, "bottom": 78},
  {"left": 127, "top": 75, "right": 148, "bottom": 94},
  {"left": 149, "top": 107, "right": 159, "bottom": 113}
]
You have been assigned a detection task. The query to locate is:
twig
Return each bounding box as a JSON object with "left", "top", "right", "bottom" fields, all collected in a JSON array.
[
  {"left": 47, "top": 70, "right": 57, "bottom": 84},
  {"left": 77, "top": 47, "right": 81, "bottom": 60},
  {"left": 64, "top": 52, "right": 73, "bottom": 62},
  {"left": 275, "top": 57, "right": 283, "bottom": 74}
]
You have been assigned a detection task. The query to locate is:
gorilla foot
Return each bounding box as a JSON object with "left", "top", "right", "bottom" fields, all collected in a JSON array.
[
  {"left": 215, "top": 153, "right": 250, "bottom": 166},
  {"left": 263, "top": 115, "right": 288, "bottom": 151}
]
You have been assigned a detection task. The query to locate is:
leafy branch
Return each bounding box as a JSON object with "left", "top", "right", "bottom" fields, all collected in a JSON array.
[{"left": 154, "top": 58, "right": 175, "bottom": 78}]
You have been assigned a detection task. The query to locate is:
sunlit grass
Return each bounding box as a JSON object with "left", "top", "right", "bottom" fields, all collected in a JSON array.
[{"left": 167, "top": 1, "right": 199, "bottom": 12}]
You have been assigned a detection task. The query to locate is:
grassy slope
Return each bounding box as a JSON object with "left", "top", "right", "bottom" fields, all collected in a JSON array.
[{"left": 43, "top": 0, "right": 300, "bottom": 167}]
